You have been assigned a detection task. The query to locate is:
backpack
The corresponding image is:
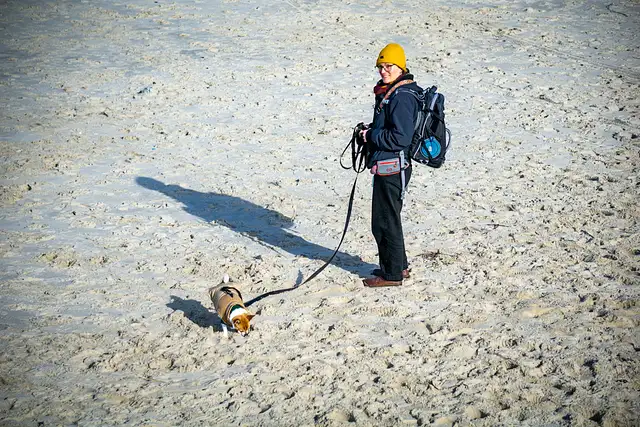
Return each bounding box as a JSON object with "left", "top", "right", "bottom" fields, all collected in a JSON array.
[{"left": 402, "top": 85, "right": 451, "bottom": 168}]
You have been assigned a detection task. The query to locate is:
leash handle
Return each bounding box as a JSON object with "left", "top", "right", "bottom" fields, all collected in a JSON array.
[{"left": 340, "top": 123, "right": 369, "bottom": 173}]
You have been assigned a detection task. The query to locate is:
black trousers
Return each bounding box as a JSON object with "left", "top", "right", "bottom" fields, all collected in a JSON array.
[{"left": 371, "top": 165, "right": 411, "bottom": 281}]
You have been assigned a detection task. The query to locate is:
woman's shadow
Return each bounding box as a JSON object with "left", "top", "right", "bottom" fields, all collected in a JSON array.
[{"left": 136, "top": 177, "right": 374, "bottom": 276}]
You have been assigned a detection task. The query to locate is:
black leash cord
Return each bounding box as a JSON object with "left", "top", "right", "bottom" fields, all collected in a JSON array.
[{"left": 245, "top": 125, "right": 367, "bottom": 307}]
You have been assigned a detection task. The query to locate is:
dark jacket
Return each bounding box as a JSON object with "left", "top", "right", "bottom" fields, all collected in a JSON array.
[{"left": 367, "top": 74, "right": 421, "bottom": 169}]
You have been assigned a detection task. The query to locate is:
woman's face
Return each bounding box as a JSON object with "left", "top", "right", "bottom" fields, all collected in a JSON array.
[{"left": 378, "top": 63, "right": 403, "bottom": 84}]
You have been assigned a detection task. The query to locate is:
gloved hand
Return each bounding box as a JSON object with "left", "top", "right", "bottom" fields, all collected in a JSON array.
[
  {"left": 354, "top": 122, "right": 369, "bottom": 146},
  {"left": 358, "top": 128, "right": 368, "bottom": 145}
]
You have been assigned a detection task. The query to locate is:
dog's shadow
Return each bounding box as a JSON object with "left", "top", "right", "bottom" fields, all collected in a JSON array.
[{"left": 166, "top": 295, "right": 223, "bottom": 331}]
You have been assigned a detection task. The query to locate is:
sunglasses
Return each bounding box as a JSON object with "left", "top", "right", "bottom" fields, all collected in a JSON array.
[{"left": 376, "top": 63, "right": 396, "bottom": 72}]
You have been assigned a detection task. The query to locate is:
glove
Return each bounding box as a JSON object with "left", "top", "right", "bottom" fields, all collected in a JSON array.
[
  {"left": 353, "top": 122, "right": 370, "bottom": 146},
  {"left": 358, "top": 129, "right": 368, "bottom": 145}
]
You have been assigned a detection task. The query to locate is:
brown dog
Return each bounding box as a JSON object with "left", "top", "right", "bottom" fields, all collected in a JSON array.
[{"left": 209, "top": 278, "right": 254, "bottom": 336}]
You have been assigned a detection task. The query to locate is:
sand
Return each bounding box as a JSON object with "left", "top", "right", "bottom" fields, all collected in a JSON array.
[{"left": 1, "top": 0, "right": 639, "bottom": 425}]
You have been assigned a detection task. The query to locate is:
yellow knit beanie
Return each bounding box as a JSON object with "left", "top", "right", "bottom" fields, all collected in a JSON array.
[{"left": 376, "top": 43, "right": 407, "bottom": 72}]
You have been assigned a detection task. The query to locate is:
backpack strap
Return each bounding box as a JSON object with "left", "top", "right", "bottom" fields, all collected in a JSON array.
[
  {"left": 377, "top": 79, "right": 414, "bottom": 110},
  {"left": 378, "top": 79, "right": 415, "bottom": 200},
  {"left": 399, "top": 151, "right": 407, "bottom": 200}
]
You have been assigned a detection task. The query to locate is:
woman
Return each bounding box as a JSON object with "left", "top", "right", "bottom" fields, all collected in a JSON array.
[{"left": 360, "top": 43, "right": 421, "bottom": 287}]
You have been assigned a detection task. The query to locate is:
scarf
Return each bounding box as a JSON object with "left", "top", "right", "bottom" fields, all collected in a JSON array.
[{"left": 373, "top": 73, "right": 414, "bottom": 96}]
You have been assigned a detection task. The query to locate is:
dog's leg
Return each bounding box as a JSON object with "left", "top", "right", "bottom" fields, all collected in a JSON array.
[{"left": 221, "top": 323, "right": 229, "bottom": 339}]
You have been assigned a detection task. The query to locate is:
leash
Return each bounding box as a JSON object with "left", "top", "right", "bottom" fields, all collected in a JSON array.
[{"left": 245, "top": 124, "right": 368, "bottom": 307}]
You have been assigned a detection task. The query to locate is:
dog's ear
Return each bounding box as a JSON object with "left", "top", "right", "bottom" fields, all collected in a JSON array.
[{"left": 247, "top": 313, "right": 256, "bottom": 321}]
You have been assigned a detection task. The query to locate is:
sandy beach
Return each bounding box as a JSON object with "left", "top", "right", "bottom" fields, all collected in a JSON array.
[{"left": 1, "top": 0, "right": 639, "bottom": 425}]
